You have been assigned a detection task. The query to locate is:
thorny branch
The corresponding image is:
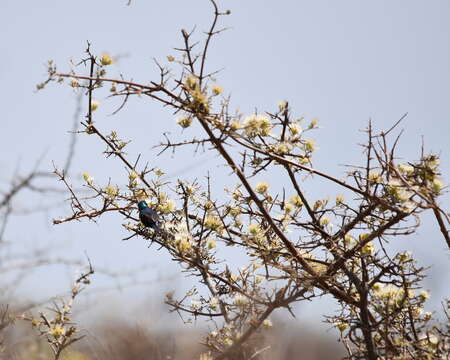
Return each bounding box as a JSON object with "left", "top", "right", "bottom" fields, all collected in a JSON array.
[{"left": 40, "top": 0, "right": 449, "bottom": 359}]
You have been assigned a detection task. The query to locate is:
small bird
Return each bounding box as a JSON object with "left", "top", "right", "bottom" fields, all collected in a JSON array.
[{"left": 138, "top": 200, "right": 160, "bottom": 230}]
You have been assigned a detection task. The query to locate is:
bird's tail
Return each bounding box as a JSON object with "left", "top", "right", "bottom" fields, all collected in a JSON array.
[{"left": 155, "top": 228, "right": 175, "bottom": 241}]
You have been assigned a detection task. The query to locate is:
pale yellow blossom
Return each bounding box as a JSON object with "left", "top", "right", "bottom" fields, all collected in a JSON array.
[
  {"left": 248, "top": 223, "right": 262, "bottom": 235},
  {"left": 233, "top": 294, "right": 248, "bottom": 307},
  {"left": 413, "top": 307, "right": 423, "bottom": 317},
  {"left": 396, "top": 188, "right": 413, "bottom": 202},
  {"left": 369, "top": 172, "right": 383, "bottom": 183},
  {"left": 255, "top": 182, "right": 269, "bottom": 194},
  {"left": 431, "top": 178, "right": 444, "bottom": 193},
  {"left": 277, "top": 101, "right": 287, "bottom": 111},
  {"left": 159, "top": 199, "right": 176, "bottom": 213},
  {"left": 49, "top": 325, "right": 65, "bottom": 338},
  {"left": 209, "top": 297, "right": 219, "bottom": 310},
  {"left": 223, "top": 338, "right": 233, "bottom": 346},
  {"left": 335, "top": 194, "right": 344, "bottom": 205},
  {"left": 206, "top": 238, "right": 216, "bottom": 249},
  {"left": 177, "top": 116, "right": 192, "bottom": 128},
  {"left": 100, "top": 54, "right": 113, "bottom": 66},
  {"left": 104, "top": 185, "right": 118, "bottom": 197},
  {"left": 190, "top": 89, "right": 209, "bottom": 111},
  {"left": 262, "top": 319, "right": 273, "bottom": 328},
  {"left": 424, "top": 155, "right": 440, "bottom": 169},
  {"left": 230, "top": 121, "right": 241, "bottom": 130},
  {"left": 428, "top": 334, "right": 439, "bottom": 346},
  {"left": 304, "top": 139, "right": 317, "bottom": 152},
  {"left": 361, "top": 242, "right": 375, "bottom": 255},
  {"left": 252, "top": 262, "right": 261, "bottom": 270},
  {"left": 90, "top": 100, "right": 100, "bottom": 111},
  {"left": 175, "top": 233, "right": 192, "bottom": 253},
  {"left": 336, "top": 322, "right": 348, "bottom": 331},
  {"left": 387, "top": 180, "right": 413, "bottom": 202},
  {"left": 309, "top": 118, "right": 319, "bottom": 128},
  {"left": 204, "top": 215, "right": 222, "bottom": 231},
  {"left": 82, "top": 172, "right": 93, "bottom": 185},
  {"left": 311, "top": 262, "right": 328, "bottom": 275},
  {"left": 289, "top": 122, "right": 302, "bottom": 135},
  {"left": 284, "top": 203, "right": 294, "bottom": 213},
  {"left": 232, "top": 188, "right": 243, "bottom": 200},
  {"left": 289, "top": 195, "right": 303, "bottom": 207},
  {"left": 359, "top": 233, "right": 370, "bottom": 241},
  {"left": 129, "top": 171, "right": 139, "bottom": 180},
  {"left": 419, "top": 290, "right": 430, "bottom": 301},
  {"left": 373, "top": 284, "right": 405, "bottom": 306},
  {"left": 344, "top": 234, "right": 355, "bottom": 245},
  {"left": 398, "top": 163, "right": 414, "bottom": 174},
  {"left": 204, "top": 200, "right": 214, "bottom": 210},
  {"left": 128, "top": 171, "right": 139, "bottom": 187},
  {"left": 396, "top": 251, "right": 411, "bottom": 263},
  {"left": 185, "top": 75, "right": 198, "bottom": 90},
  {"left": 243, "top": 114, "right": 272, "bottom": 137},
  {"left": 229, "top": 207, "right": 241, "bottom": 217},
  {"left": 372, "top": 283, "right": 382, "bottom": 292},
  {"left": 212, "top": 86, "right": 223, "bottom": 96},
  {"left": 274, "top": 142, "right": 293, "bottom": 154},
  {"left": 190, "top": 300, "right": 200, "bottom": 310},
  {"left": 313, "top": 200, "right": 323, "bottom": 210}
]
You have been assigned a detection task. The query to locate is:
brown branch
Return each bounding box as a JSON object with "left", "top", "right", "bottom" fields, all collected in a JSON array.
[
  {"left": 196, "top": 113, "right": 359, "bottom": 308},
  {"left": 432, "top": 205, "right": 450, "bottom": 249}
]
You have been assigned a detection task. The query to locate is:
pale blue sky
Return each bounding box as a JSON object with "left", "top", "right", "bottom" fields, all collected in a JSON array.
[{"left": 1, "top": 0, "right": 449, "bottom": 325}]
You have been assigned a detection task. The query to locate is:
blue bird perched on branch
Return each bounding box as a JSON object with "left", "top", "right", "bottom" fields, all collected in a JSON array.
[{"left": 138, "top": 200, "right": 161, "bottom": 230}]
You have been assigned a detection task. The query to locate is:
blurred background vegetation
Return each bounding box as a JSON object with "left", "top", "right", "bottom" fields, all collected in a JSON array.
[{"left": 1, "top": 0, "right": 449, "bottom": 359}]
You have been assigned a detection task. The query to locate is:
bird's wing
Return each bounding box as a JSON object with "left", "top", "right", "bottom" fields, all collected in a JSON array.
[
  {"left": 140, "top": 208, "right": 160, "bottom": 228},
  {"left": 147, "top": 209, "right": 160, "bottom": 223}
]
